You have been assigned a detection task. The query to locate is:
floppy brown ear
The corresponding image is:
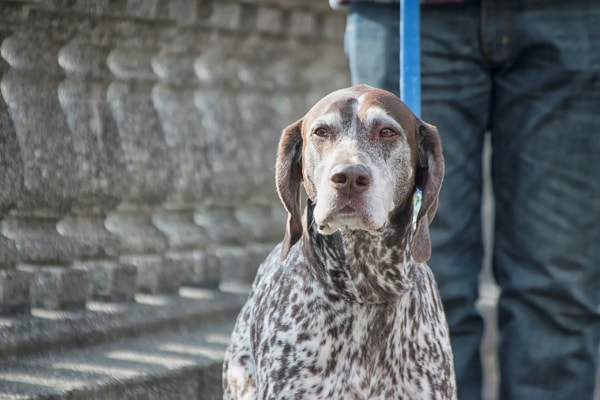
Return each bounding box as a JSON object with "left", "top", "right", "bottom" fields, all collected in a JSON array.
[
  {"left": 275, "top": 118, "right": 304, "bottom": 260},
  {"left": 410, "top": 121, "right": 444, "bottom": 263}
]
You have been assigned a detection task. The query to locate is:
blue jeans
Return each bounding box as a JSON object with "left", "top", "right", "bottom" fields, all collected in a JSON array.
[
  {"left": 345, "top": 2, "right": 400, "bottom": 97},
  {"left": 345, "top": 1, "right": 600, "bottom": 399}
]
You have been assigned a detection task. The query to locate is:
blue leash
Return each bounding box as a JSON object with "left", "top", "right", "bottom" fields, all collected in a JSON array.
[
  {"left": 400, "top": 1, "right": 424, "bottom": 229},
  {"left": 400, "top": 0, "right": 421, "bottom": 117}
]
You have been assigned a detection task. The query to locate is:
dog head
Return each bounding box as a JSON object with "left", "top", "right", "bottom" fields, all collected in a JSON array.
[{"left": 276, "top": 85, "right": 444, "bottom": 263}]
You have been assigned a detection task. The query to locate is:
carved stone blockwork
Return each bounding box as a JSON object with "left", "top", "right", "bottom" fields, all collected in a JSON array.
[
  {"left": 151, "top": 26, "right": 218, "bottom": 288},
  {"left": 0, "top": 11, "right": 88, "bottom": 311},
  {"left": 104, "top": 20, "right": 183, "bottom": 294},
  {"left": 0, "top": 7, "right": 25, "bottom": 307},
  {"left": 56, "top": 19, "right": 136, "bottom": 302},
  {"left": 0, "top": 0, "right": 349, "bottom": 313}
]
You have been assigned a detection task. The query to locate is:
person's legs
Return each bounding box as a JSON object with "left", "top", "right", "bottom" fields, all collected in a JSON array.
[
  {"left": 490, "top": 1, "right": 600, "bottom": 398},
  {"left": 421, "top": 3, "right": 491, "bottom": 400},
  {"left": 344, "top": 2, "right": 400, "bottom": 96}
]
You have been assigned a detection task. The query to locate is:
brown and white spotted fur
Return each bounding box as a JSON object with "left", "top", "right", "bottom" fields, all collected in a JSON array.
[{"left": 223, "top": 85, "right": 457, "bottom": 399}]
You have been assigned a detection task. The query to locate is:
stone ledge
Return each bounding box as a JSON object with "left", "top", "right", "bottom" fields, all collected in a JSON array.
[
  {"left": 0, "top": 288, "right": 245, "bottom": 361},
  {"left": 0, "top": 320, "right": 235, "bottom": 399}
]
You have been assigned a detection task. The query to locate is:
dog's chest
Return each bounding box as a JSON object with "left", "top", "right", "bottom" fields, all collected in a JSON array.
[{"left": 249, "top": 255, "right": 428, "bottom": 398}]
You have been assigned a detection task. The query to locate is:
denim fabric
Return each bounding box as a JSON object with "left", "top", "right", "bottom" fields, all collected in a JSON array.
[
  {"left": 344, "top": 2, "right": 400, "bottom": 96},
  {"left": 344, "top": 1, "right": 600, "bottom": 399},
  {"left": 421, "top": 1, "right": 600, "bottom": 399}
]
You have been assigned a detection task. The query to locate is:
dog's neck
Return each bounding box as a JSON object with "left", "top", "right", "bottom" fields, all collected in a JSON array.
[{"left": 302, "top": 199, "right": 416, "bottom": 304}]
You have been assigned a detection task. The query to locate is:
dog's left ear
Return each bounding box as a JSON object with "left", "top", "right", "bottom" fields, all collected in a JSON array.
[
  {"left": 276, "top": 118, "right": 304, "bottom": 261},
  {"left": 410, "top": 121, "right": 444, "bottom": 263}
]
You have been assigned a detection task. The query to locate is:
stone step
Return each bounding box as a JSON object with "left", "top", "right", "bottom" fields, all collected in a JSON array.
[
  {"left": 0, "top": 319, "right": 236, "bottom": 400},
  {"left": 0, "top": 287, "right": 246, "bottom": 361}
]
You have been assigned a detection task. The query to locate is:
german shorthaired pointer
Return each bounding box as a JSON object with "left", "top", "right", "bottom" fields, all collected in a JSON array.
[{"left": 223, "top": 85, "right": 457, "bottom": 399}]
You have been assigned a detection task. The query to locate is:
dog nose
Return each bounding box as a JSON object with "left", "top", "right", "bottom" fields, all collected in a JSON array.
[{"left": 329, "top": 164, "right": 371, "bottom": 195}]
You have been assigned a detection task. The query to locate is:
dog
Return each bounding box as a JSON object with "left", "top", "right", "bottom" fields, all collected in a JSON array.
[{"left": 223, "top": 85, "right": 457, "bottom": 399}]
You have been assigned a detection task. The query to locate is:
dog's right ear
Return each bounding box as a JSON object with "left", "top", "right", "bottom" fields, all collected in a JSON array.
[
  {"left": 410, "top": 121, "right": 444, "bottom": 263},
  {"left": 276, "top": 118, "right": 304, "bottom": 260}
]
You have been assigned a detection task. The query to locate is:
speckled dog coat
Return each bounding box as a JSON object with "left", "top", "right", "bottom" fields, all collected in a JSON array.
[{"left": 223, "top": 85, "right": 457, "bottom": 400}]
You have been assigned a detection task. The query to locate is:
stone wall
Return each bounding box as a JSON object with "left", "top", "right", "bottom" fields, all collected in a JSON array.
[{"left": 0, "top": 0, "right": 350, "bottom": 315}]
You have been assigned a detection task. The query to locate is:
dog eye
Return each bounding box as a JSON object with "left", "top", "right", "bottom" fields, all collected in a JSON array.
[
  {"left": 379, "top": 128, "right": 398, "bottom": 138},
  {"left": 313, "top": 127, "right": 330, "bottom": 138}
]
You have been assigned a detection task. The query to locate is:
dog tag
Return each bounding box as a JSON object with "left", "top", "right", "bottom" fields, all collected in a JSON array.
[{"left": 412, "top": 188, "right": 422, "bottom": 231}]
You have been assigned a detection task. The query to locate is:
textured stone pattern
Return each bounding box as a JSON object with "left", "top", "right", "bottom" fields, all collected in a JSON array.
[{"left": 0, "top": 0, "right": 350, "bottom": 315}]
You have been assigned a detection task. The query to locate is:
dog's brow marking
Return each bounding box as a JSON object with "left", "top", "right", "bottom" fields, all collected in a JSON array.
[
  {"left": 347, "top": 95, "right": 364, "bottom": 139},
  {"left": 365, "top": 107, "right": 404, "bottom": 134},
  {"left": 357, "top": 93, "right": 367, "bottom": 109},
  {"left": 311, "top": 111, "right": 343, "bottom": 133}
]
